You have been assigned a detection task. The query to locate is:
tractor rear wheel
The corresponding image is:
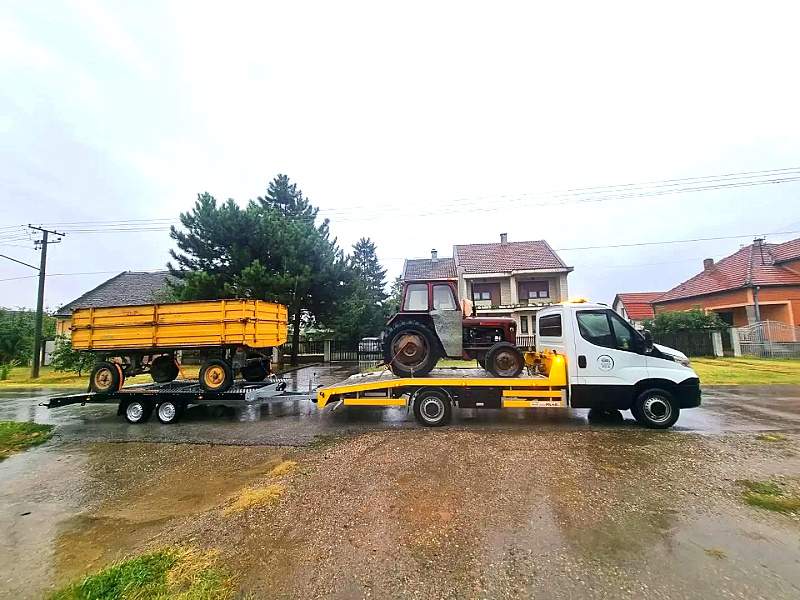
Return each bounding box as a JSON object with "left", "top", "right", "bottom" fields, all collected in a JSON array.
[
  {"left": 486, "top": 342, "right": 524, "bottom": 378},
  {"left": 383, "top": 320, "right": 439, "bottom": 377}
]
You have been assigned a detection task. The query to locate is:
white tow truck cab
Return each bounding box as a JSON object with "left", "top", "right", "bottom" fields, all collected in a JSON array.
[{"left": 315, "top": 301, "right": 700, "bottom": 429}]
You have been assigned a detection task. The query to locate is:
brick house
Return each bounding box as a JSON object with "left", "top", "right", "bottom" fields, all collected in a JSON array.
[
  {"left": 402, "top": 234, "right": 573, "bottom": 337},
  {"left": 612, "top": 292, "right": 661, "bottom": 329},
  {"left": 54, "top": 271, "right": 174, "bottom": 336},
  {"left": 652, "top": 237, "right": 800, "bottom": 327}
]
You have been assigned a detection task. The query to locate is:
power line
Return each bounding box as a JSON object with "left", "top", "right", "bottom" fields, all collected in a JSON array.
[{"left": 554, "top": 230, "right": 800, "bottom": 252}]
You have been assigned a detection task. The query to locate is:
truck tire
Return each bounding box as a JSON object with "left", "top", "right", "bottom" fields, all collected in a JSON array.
[
  {"left": 383, "top": 320, "right": 439, "bottom": 377},
  {"left": 200, "top": 359, "right": 234, "bottom": 393},
  {"left": 89, "top": 361, "right": 122, "bottom": 394},
  {"left": 241, "top": 353, "right": 269, "bottom": 382},
  {"left": 412, "top": 389, "right": 452, "bottom": 427},
  {"left": 123, "top": 400, "right": 153, "bottom": 424},
  {"left": 486, "top": 342, "right": 524, "bottom": 378},
  {"left": 156, "top": 400, "right": 184, "bottom": 424},
  {"left": 151, "top": 355, "right": 179, "bottom": 383},
  {"left": 632, "top": 388, "right": 679, "bottom": 429}
]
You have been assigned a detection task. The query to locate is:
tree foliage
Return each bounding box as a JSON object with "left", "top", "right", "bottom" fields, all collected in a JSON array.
[
  {"left": 333, "top": 238, "right": 389, "bottom": 343},
  {"left": 0, "top": 309, "right": 55, "bottom": 365},
  {"left": 643, "top": 309, "right": 727, "bottom": 334},
  {"left": 50, "top": 335, "right": 95, "bottom": 375},
  {"left": 168, "top": 175, "right": 348, "bottom": 364}
]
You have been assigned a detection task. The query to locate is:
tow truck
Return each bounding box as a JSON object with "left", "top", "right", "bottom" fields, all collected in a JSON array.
[
  {"left": 46, "top": 301, "right": 700, "bottom": 429},
  {"left": 315, "top": 301, "right": 701, "bottom": 429}
]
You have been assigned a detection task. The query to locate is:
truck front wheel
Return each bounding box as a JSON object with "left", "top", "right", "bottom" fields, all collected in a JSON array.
[
  {"left": 383, "top": 320, "right": 439, "bottom": 377},
  {"left": 632, "top": 388, "right": 679, "bottom": 429}
]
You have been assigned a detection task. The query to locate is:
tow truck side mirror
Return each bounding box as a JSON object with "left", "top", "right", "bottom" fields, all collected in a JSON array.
[{"left": 642, "top": 329, "right": 654, "bottom": 353}]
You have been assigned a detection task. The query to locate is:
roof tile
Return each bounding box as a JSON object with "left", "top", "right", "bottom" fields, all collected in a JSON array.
[
  {"left": 615, "top": 292, "right": 661, "bottom": 321},
  {"left": 402, "top": 258, "right": 457, "bottom": 280},
  {"left": 55, "top": 271, "right": 175, "bottom": 316},
  {"left": 454, "top": 240, "right": 569, "bottom": 274}
]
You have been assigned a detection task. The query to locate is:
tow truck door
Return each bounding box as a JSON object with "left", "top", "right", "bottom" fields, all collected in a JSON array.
[{"left": 570, "top": 309, "right": 648, "bottom": 407}]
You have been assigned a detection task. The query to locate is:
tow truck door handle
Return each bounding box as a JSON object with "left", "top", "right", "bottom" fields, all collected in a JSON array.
[{"left": 578, "top": 355, "right": 587, "bottom": 368}]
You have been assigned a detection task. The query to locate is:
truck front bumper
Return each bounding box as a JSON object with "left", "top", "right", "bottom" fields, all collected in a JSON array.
[{"left": 676, "top": 377, "right": 701, "bottom": 408}]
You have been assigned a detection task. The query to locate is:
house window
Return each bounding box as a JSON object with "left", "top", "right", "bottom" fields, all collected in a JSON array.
[
  {"left": 472, "top": 282, "right": 500, "bottom": 306},
  {"left": 474, "top": 291, "right": 491, "bottom": 301},
  {"left": 519, "top": 280, "right": 549, "bottom": 301},
  {"left": 520, "top": 315, "right": 529, "bottom": 334},
  {"left": 404, "top": 284, "right": 429, "bottom": 311}
]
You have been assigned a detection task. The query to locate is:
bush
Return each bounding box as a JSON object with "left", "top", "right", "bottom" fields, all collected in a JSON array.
[
  {"left": 50, "top": 335, "right": 95, "bottom": 376},
  {"left": 643, "top": 309, "right": 726, "bottom": 334}
]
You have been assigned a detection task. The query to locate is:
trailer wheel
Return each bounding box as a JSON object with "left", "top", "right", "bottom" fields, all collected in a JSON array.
[
  {"left": 412, "top": 389, "right": 452, "bottom": 427},
  {"left": 89, "top": 361, "right": 122, "bottom": 394},
  {"left": 123, "top": 400, "right": 152, "bottom": 424},
  {"left": 156, "top": 400, "right": 184, "bottom": 424},
  {"left": 383, "top": 320, "right": 439, "bottom": 377},
  {"left": 632, "top": 388, "right": 679, "bottom": 429},
  {"left": 200, "top": 359, "right": 234, "bottom": 392},
  {"left": 151, "top": 355, "right": 179, "bottom": 383},
  {"left": 241, "top": 354, "right": 269, "bottom": 382},
  {"left": 486, "top": 342, "right": 524, "bottom": 378}
]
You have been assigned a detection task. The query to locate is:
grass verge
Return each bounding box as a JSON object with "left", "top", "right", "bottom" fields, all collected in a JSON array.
[
  {"left": 0, "top": 421, "right": 54, "bottom": 460},
  {"left": 0, "top": 365, "right": 201, "bottom": 388},
  {"left": 49, "top": 547, "right": 235, "bottom": 600},
  {"left": 691, "top": 358, "right": 800, "bottom": 385},
  {"left": 739, "top": 479, "right": 800, "bottom": 513}
]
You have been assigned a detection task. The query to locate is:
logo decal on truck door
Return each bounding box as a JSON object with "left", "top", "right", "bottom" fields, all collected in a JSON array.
[{"left": 597, "top": 355, "right": 614, "bottom": 371}]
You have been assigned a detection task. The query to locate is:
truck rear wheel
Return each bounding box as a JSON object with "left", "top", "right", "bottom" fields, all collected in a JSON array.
[
  {"left": 383, "top": 320, "right": 439, "bottom": 377},
  {"left": 412, "top": 389, "right": 452, "bottom": 427},
  {"left": 200, "top": 359, "right": 234, "bottom": 392},
  {"left": 151, "top": 355, "right": 179, "bottom": 383},
  {"left": 632, "top": 388, "right": 679, "bottom": 429},
  {"left": 90, "top": 361, "right": 122, "bottom": 394},
  {"left": 486, "top": 342, "right": 524, "bottom": 377}
]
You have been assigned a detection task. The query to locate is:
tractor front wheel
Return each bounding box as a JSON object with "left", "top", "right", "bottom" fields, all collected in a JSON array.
[
  {"left": 383, "top": 320, "right": 439, "bottom": 377},
  {"left": 486, "top": 342, "right": 524, "bottom": 378}
]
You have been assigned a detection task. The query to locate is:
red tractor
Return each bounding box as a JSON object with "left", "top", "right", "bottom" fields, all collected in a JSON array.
[{"left": 382, "top": 280, "right": 524, "bottom": 377}]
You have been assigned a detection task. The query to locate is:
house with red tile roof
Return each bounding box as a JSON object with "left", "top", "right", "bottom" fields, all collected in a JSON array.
[
  {"left": 612, "top": 292, "right": 662, "bottom": 329},
  {"left": 651, "top": 237, "right": 800, "bottom": 327},
  {"left": 401, "top": 234, "right": 573, "bottom": 336}
]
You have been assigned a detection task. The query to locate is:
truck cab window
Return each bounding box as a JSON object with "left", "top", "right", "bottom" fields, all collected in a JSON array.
[
  {"left": 576, "top": 311, "right": 615, "bottom": 348},
  {"left": 609, "top": 311, "right": 638, "bottom": 352},
  {"left": 538, "top": 314, "right": 562, "bottom": 337},
  {"left": 432, "top": 285, "right": 457, "bottom": 310},
  {"left": 404, "top": 284, "right": 429, "bottom": 311}
]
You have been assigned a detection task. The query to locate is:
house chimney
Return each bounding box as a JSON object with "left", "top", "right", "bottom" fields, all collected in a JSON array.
[
  {"left": 500, "top": 233, "right": 508, "bottom": 244},
  {"left": 431, "top": 249, "right": 438, "bottom": 262},
  {"left": 703, "top": 258, "right": 714, "bottom": 270}
]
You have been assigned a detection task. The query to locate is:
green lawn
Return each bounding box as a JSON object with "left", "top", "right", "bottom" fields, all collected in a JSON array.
[
  {"left": 0, "top": 365, "right": 200, "bottom": 388},
  {"left": 691, "top": 357, "right": 800, "bottom": 385},
  {"left": 0, "top": 421, "right": 54, "bottom": 460}
]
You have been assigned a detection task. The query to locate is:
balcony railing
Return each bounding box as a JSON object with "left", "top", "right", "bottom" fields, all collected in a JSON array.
[{"left": 473, "top": 301, "right": 555, "bottom": 311}]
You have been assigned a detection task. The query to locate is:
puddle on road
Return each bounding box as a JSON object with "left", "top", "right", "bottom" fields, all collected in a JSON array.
[{"left": 0, "top": 441, "right": 289, "bottom": 600}]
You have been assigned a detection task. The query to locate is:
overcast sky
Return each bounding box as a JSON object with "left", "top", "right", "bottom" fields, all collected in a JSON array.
[{"left": 2, "top": 1, "right": 799, "bottom": 311}]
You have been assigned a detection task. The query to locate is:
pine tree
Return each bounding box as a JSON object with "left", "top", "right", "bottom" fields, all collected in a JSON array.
[{"left": 350, "top": 237, "right": 387, "bottom": 303}]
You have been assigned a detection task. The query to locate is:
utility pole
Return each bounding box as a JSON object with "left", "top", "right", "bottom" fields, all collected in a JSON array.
[{"left": 28, "top": 225, "right": 65, "bottom": 378}]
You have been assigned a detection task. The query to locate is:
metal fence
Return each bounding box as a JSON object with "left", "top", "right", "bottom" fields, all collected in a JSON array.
[
  {"left": 736, "top": 321, "right": 800, "bottom": 358},
  {"left": 652, "top": 330, "right": 718, "bottom": 357}
]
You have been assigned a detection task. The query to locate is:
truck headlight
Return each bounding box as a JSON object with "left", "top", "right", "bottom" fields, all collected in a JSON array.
[{"left": 676, "top": 356, "right": 691, "bottom": 368}]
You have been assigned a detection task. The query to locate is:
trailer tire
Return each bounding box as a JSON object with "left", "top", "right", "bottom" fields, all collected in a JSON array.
[
  {"left": 241, "top": 354, "right": 269, "bottom": 382},
  {"left": 383, "top": 320, "right": 439, "bottom": 377},
  {"left": 89, "top": 361, "right": 122, "bottom": 394},
  {"left": 486, "top": 342, "right": 524, "bottom": 378},
  {"left": 412, "top": 389, "right": 452, "bottom": 427},
  {"left": 156, "top": 400, "right": 184, "bottom": 424},
  {"left": 632, "top": 388, "right": 679, "bottom": 429},
  {"left": 200, "top": 359, "right": 234, "bottom": 393},
  {"left": 151, "top": 356, "right": 179, "bottom": 383},
  {"left": 123, "top": 400, "right": 153, "bottom": 424}
]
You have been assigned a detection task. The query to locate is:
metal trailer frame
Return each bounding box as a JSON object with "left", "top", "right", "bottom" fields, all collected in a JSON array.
[
  {"left": 44, "top": 378, "right": 313, "bottom": 423},
  {"left": 314, "top": 354, "right": 570, "bottom": 426}
]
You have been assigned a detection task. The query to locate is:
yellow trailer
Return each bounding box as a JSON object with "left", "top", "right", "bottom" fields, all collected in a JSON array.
[{"left": 71, "top": 299, "right": 288, "bottom": 394}]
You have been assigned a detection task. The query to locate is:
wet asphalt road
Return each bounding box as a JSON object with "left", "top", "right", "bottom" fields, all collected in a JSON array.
[{"left": 1, "top": 364, "right": 799, "bottom": 445}]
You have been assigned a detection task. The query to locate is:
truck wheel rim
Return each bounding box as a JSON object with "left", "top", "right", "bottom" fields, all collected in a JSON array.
[
  {"left": 94, "top": 368, "right": 113, "bottom": 389},
  {"left": 420, "top": 397, "right": 444, "bottom": 422},
  {"left": 204, "top": 366, "right": 226, "bottom": 388},
  {"left": 126, "top": 402, "right": 144, "bottom": 421},
  {"left": 493, "top": 351, "right": 520, "bottom": 376},
  {"left": 159, "top": 403, "right": 176, "bottom": 421},
  {"left": 393, "top": 333, "right": 429, "bottom": 368},
  {"left": 643, "top": 396, "right": 671, "bottom": 423}
]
